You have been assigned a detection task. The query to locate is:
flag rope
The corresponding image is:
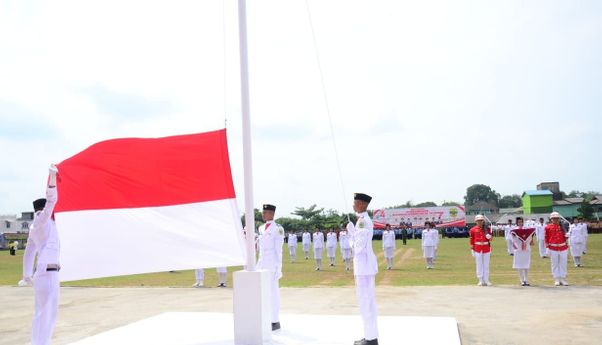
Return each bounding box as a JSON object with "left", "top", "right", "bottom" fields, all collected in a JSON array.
[{"left": 304, "top": 0, "right": 349, "bottom": 219}]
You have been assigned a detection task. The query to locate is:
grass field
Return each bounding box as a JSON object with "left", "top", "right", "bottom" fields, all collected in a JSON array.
[{"left": 1, "top": 234, "right": 600, "bottom": 287}]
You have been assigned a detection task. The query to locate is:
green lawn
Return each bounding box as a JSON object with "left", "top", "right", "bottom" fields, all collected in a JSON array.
[{"left": 1, "top": 234, "right": 600, "bottom": 287}]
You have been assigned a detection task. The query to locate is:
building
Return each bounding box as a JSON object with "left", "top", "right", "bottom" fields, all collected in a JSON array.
[
  {"left": 537, "top": 182, "right": 563, "bottom": 200},
  {"left": 0, "top": 212, "right": 33, "bottom": 234},
  {"left": 465, "top": 201, "right": 498, "bottom": 215},
  {"left": 522, "top": 190, "right": 553, "bottom": 214}
]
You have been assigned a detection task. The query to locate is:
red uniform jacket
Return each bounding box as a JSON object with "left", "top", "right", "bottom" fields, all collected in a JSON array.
[
  {"left": 545, "top": 224, "right": 568, "bottom": 251},
  {"left": 470, "top": 226, "right": 492, "bottom": 253}
]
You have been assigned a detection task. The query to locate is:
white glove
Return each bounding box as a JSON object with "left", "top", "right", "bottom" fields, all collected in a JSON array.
[
  {"left": 471, "top": 250, "right": 475, "bottom": 257},
  {"left": 565, "top": 233, "right": 570, "bottom": 238},
  {"left": 485, "top": 234, "right": 492, "bottom": 240},
  {"left": 49, "top": 164, "right": 58, "bottom": 174},
  {"left": 18, "top": 277, "right": 33, "bottom": 287},
  {"left": 346, "top": 222, "right": 355, "bottom": 232}
]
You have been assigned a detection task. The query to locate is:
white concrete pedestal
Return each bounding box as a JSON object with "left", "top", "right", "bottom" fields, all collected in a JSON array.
[{"left": 233, "top": 269, "right": 271, "bottom": 345}]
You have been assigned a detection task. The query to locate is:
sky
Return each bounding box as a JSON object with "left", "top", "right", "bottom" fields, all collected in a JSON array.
[{"left": 1, "top": 0, "right": 601, "bottom": 218}]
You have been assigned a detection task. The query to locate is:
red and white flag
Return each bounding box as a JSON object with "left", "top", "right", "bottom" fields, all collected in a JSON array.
[{"left": 55, "top": 129, "right": 245, "bottom": 282}]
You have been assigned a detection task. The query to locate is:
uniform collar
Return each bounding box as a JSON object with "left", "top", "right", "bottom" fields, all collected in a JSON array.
[{"left": 356, "top": 211, "right": 368, "bottom": 217}]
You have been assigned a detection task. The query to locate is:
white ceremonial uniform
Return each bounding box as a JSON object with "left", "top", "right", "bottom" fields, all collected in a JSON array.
[
  {"left": 23, "top": 186, "right": 59, "bottom": 345},
  {"left": 339, "top": 230, "right": 352, "bottom": 270},
  {"left": 535, "top": 222, "right": 548, "bottom": 257},
  {"left": 313, "top": 232, "right": 324, "bottom": 259},
  {"left": 288, "top": 233, "right": 298, "bottom": 261},
  {"left": 256, "top": 220, "right": 284, "bottom": 323},
  {"left": 569, "top": 224, "right": 586, "bottom": 266},
  {"left": 347, "top": 212, "right": 378, "bottom": 341},
  {"left": 326, "top": 232, "right": 337, "bottom": 259},
  {"left": 510, "top": 227, "right": 532, "bottom": 270},
  {"left": 339, "top": 231, "right": 352, "bottom": 259},
  {"left": 581, "top": 222, "right": 589, "bottom": 254},
  {"left": 422, "top": 229, "right": 437, "bottom": 258},
  {"left": 504, "top": 225, "right": 514, "bottom": 255},
  {"left": 302, "top": 232, "right": 311, "bottom": 258},
  {"left": 382, "top": 230, "right": 395, "bottom": 259}
]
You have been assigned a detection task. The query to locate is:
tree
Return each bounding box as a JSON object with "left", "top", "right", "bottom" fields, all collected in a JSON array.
[
  {"left": 464, "top": 184, "right": 500, "bottom": 206},
  {"left": 292, "top": 204, "right": 323, "bottom": 220},
  {"left": 577, "top": 199, "right": 595, "bottom": 220},
  {"left": 241, "top": 208, "right": 263, "bottom": 228},
  {"left": 441, "top": 201, "right": 461, "bottom": 206},
  {"left": 498, "top": 194, "right": 522, "bottom": 208},
  {"left": 415, "top": 201, "right": 437, "bottom": 207}
]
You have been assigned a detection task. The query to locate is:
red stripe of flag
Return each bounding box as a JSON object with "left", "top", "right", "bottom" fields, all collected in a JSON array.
[{"left": 55, "top": 129, "right": 235, "bottom": 212}]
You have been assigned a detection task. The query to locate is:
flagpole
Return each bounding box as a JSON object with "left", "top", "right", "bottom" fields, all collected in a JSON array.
[{"left": 238, "top": 0, "right": 256, "bottom": 271}]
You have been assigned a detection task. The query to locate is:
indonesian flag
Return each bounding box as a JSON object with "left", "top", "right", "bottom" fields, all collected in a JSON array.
[
  {"left": 510, "top": 227, "right": 536, "bottom": 251},
  {"left": 55, "top": 129, "right": 246, "bottom": 282}
]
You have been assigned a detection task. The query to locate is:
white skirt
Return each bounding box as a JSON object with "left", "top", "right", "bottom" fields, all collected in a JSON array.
[
  {"left": 327, "top": 247, "right": 336, "bottom": 258},
  {"left": 314, "top": 247, "right": 323, "bottom": 259},
  {"left": 384, "top": 246, "right": 395, "bottom": 259},
  {"left": 422, "top": 246, "right": 435, "bottom": 258},
  {"left": 512, "top": 249, "right": 531, "bottom": 269}
]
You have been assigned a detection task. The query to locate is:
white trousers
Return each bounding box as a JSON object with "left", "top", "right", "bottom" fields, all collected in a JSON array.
[
  {"left": 195, "top": 269, "right": 204, "bottom": 281},
  {"left": 327, "top": 247, "right": 336, "bottom": 258},
  {"left": 355, "top": 275, "right": 378, "bottom": 340},
  {"left": 32, "top": 269, "right": 60, "bottom": 345},
  {"left": 538, "top": 239, "right": 549, "bottom": 257},
  {"left": 270, "top": 271, "right": 280, "bottom": 323},
  {"left": 570, "top": 242, "right": 585, "bottom": 258},
  {"left": 506, "top": 239, "right": 513, "bottom": 254},
  {"left": 549, "top": 250, "right": 568, "bottom": 279},
  {"left": 288, "top": 246, "right": 296, "bottom": 258},
  {"left": 474, "top": 252, "right": 490, "bottom": 283}
]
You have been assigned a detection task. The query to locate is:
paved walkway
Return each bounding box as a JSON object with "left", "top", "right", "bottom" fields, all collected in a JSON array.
[{"left": 1, "top": 285, "right": 601, "bottom": 345}]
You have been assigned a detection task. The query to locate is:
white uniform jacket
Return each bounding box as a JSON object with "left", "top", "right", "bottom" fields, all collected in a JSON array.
[
  {"left": 339, "top": 231, "right": 351, "bottom": 249},
  {"left": 256, "top": 221, "right": 284, "bottom": 279},
  {"left": 302, "top": 232, "right": 311, "bottom": 245},
  {"left": 326, "top": 232, "right": 337, "bottom": 248},
  {"left": 421, "top": 229, "right": 437, "bottom": 247},
  {"left": 23, "top": 186, "right": 59, "bottom": 277},
  {"left": 347, "top": 212, "right": 378, "bottom": 276},
  {"left": 569, "top": 224, "right": 587, "bottom": 244},
  {"left": 288, "top": 233, "right": 298, "bottom": 247},
  {"left": 535, "top": 223, "right": 546, "bottom": 241},
  {"left": 382, "top": 230, "right": 395, "bottom": 249},
  {"left": 313, "top": 232, "right": 324, "bottom": 248}
]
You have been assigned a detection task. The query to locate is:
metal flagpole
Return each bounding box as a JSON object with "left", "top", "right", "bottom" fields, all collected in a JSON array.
[{"left": 238, "top": 0, "right": 256, "bottom": 271}]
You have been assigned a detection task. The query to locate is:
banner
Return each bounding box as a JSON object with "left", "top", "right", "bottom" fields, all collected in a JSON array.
[{"left": 373, "top": 206, "right": 466, "bottom": 229}]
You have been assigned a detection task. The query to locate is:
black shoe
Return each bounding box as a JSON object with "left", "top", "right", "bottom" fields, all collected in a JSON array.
[
  {"left": 354, "top": 339, "right": 365, "bottom": 345},
  {"left": 218, "top": 283, "right": 226, "bottom": 288},
  {"left": 271, "top": 322, "right": 280, "bottom": 331},
  {"left": 354, "top": 338, "right": 378, "bottom": 345},
  {"left": 524, "top": 282, "right": 530, "bottom": 286},
  {"left": 330, "top": 263, "right": 334, "bottom": 267}
]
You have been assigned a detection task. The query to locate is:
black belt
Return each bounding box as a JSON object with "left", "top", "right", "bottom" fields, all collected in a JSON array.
[
  {"left": 46, "top": 264, "right": 60, "bottom": 272},
  {"left": 46, "top": 267, "right": 59, "bottom": 271}
]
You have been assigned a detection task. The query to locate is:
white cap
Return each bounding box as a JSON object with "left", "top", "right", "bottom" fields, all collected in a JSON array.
[
  {"left": 550, "top": 211, "right": 561, "bottom": 218},
  {"left": 475, "top": 215, "right": 485, "bottom": 221}
]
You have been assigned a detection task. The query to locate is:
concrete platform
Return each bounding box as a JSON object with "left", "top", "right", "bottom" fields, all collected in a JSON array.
[{"left": 68, "top": 312, "right": 460, "bottom": 345}]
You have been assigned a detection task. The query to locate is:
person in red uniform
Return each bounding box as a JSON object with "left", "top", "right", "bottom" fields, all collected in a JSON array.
[
  {"left": 545, "top": 212, "right": 569, "bottom": 286},
  {"left": 469, "top": 215, "right": 493, "bottom": 286}
]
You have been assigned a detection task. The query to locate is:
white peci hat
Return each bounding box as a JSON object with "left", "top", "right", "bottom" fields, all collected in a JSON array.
[
  {"left": 550, "top": 212, "right": 561, "bottom": 218},
  {"left": 475, "top": 215, "right": 485, "bottom": 221}
]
